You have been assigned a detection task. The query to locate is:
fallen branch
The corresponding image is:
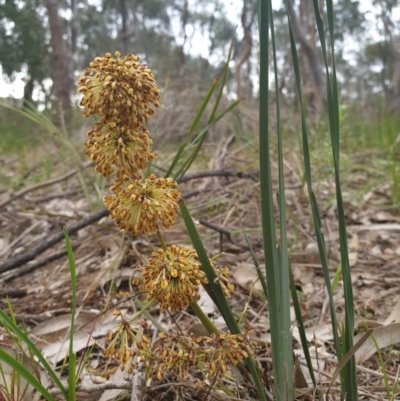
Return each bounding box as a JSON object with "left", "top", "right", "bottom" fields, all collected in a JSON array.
[
  {"left": 199, "top": 219, "right": 251, "bottom": 252},
  {"left": 3, "top": 250, "right": 67, "bottom": 282},
  {"left": 180, "top": 169, "right": 259, "bottom": 183},
  {"left": 0, "top": 208, "right": 109, "bottom": 275},
  {"left": 49, "top": 381, "right": 132, "bottom": 396},
  {"left": 0, "top": 161, "right": 92, "bottom": 209}
]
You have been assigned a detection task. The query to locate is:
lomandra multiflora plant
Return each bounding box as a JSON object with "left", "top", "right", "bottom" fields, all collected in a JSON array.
[{"left": 77, "top": 52, "right": 255, "bottom": 390}]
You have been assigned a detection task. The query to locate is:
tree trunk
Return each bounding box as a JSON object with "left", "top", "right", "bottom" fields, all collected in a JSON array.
[
  {"left": 70, "top": 0, "right": 78, "bottom": 55},
  {"left": 119, "top": 0, "right": 129, "bottom": 55},
  {"left": 45, "top": 0, "right": 72, "bottom": 123},
  {"left": 23, "top": 78, "right": 34, "bottom": 106},
  {"left": 234, "top": 0, "right": 256, "bottom": 99},
  {"left": 378, "top": 0, "right": 400, "bottom": 110},
  {"left": 177, "top": 0, "right": 188, "bottom": 78},
  {"left": 286, "top": 0, "right": 325, "bottom": 115}
]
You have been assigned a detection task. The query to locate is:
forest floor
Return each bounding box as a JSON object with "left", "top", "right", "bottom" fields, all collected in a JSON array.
[{"left": 1, "top": 128, "right": 400, "bottom": 401}]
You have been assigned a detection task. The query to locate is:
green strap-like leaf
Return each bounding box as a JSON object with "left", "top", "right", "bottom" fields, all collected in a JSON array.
[
  {"left": 0, "top": 310, "right": 68, "bottom": 399},
  {"left": 0, "top": 348, "right": 58, "bottom": 401}
]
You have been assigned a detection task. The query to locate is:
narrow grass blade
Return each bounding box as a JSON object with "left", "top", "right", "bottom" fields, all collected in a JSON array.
[
  {"left": 258, "top": 1, "right": 287, "bottom": 399},
  {"left": 289, "top": 267, "right": 317, "bottom": 388},
  {"left": 285, "top": 4, "right": 343, "bottom": 383},
  {"left": 238, "top": 217, "right": 268, "bottom": 297},
  {"left": 312, "top": 1, "right": 357, "bottom": 398},
  {"left": 188, "top": 78, "right": 219, "bottom": 140},
  {"left": 0, "top": 349, "right": 57, "bottom": 401},
  {"left": 328, "top": 329, "right": 373, "bottom": 395},
  {"left": 270, "top": 0, "right": 293, "bottom": 396},
  {"left": 0, "top": 310, "right": 68, "bottom": 399},
  {"left": 164, "top": 79, "right": 218, "bottom": 178},
  {"left": 207, "top": 40, "right": 234, "bottom": 123},
  {"left": 166, "top": 41, "right": 235, "bottom": 180},
  {"left": 173, "top": 100, "right": 242, "bottom": 182},
  {"left": 68, "top": 353, "right": 76, "bottom": 401},
  {"left": 64, "top": 228, "right": 77, "bottom": 400},
  {"left": 179, "top": 201, "right": 239, "bottom": 332},
  {"left": 164, "top": 142, "right": 187, "bottom": 179}
]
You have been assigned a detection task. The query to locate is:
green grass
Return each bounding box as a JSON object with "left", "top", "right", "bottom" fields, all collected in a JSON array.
[{"left": 0, "top": 110, "right": 39, "bottom": 153}]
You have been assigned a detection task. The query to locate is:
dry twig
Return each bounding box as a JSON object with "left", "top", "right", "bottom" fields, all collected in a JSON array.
[{"left": 0, "top": 208, "right": 109, "bottom": 275}]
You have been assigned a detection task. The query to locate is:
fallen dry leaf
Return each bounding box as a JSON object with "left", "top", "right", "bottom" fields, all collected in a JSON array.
[
  {"left": 99, "top": 363, "right": 129, "bottom": 401},
  {"left": 232, "top": 263, "right": 264, "bottom": 293},
  {"left": 41, "top": 332, "right": 96, "bottom": 365},
  {"left": 32, "top": 312, "right": 99, "bottom": 337},
  {"left": 354, "top": 323, "right": 400, "bottom": 363},
  {"left": 383, "top": 297, "right": 400, "bottom": 325}
]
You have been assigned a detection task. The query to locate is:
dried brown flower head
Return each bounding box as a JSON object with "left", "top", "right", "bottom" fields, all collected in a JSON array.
[
  {"left": 141, "top": 245, "right": 208, "bottom": 313},
  {"left": 104, "top": 174, "right": 180, "bottom": 236},
  {"left": 78, "top": 52, "right": 160, "bottom": 123}
]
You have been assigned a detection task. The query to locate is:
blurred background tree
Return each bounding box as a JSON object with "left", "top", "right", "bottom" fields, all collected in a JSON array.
[{"left": 0, "top": 0, "right": 399, "bottom": 121}]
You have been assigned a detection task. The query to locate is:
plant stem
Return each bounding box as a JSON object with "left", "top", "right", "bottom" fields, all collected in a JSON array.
[
  {"left": 189, "top": 302, "right": 219, "bottom": 335},
  {"left": 129, "top": 300, "right": 155, "bottom": 323},
  {"left": 156, "top": 230, "right": 167, "bottom": 251}
]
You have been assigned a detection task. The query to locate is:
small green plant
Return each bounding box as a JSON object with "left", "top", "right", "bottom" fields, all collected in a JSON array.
[
  {"left": 0, "top": 230, "right": 81, "bottom": 401},
  {"left": 0, "top": 310, "right": 70, "bottom": 401}
]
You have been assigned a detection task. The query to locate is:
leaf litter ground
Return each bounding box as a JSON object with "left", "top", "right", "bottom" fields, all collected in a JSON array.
[{"left": 1, "top": 139, "right": 400, "bottom": 401}]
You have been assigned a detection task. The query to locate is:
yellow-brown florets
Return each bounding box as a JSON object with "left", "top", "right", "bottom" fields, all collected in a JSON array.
[
  {"left": 84, "top": 121, "right": 157, "bottom": 177},
  {"left": 141, "top": 246, "right": 208, "bottom": 313},
  {"left": 202, "top": 333, "right": 250, "bottom": 376},
  {"left": 213, "top": 265, "right": 235, "bottom": 298},
  {"left": 78, "top": 52, "right": 160, "bottom": 123},
  {"left": 104, "top": 310, "right": 150, "bottom": 371},
  {"left": 133, "top": 332, "right": 253, "bottom": 382},
  {"left": 104, "top": 174, "right": 180, "bottom": 236}
]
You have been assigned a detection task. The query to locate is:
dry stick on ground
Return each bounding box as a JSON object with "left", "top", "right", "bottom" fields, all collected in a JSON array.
[
  {"left": 198, "top": 219, "right": 251, "bottom": 253},
  {"left": 3, "top": 250, "right": 67, "bottom": 282},
  {"left": 31, "top": 187, "right": 83, "bottom": 203},
  {"left": 0, "top": 161, "right": 93, "bottom": 209},
  {"left": 0, "top": 169, "right": 258, "bottom": 277},
  {"left": 179, "top": 169, "right": 259, "bottom": 183},
  {"left": 0, "top": 208, "right": 109, "bottom": 275}
]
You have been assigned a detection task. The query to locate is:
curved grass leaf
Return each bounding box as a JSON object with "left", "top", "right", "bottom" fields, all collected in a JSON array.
[
  {"left": 0, "top": 348, "right": 57, "bottom": 401},
  {"left": 0, "top": 310, "right": 68, "bottom": 399},
  {"left": 166, "top": 40, "right": 235, "bottom": 181}
]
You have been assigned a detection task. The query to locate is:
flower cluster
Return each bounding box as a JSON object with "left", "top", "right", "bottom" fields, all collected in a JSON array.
[
  {"left": 84, "top": 122, "right": 156, "bottom": 177},
  {"left": 141, "top": 245, "right": 209, "bottom": 312},
  {"left": 104, "top": 311, "right": 150, "bottom": 371},
  {"left": 78, "top": 52, "right": 180, "bottom": 235},
  {"left": 79, "top": 53, "right": 239, "bottom": 385},
  {"left": 78, "top": 52, "right": 160, "bottom": 122},
  {"left": 213, "top": 265, "right": 235, "bottom": 298},
  {"left": 104, "top": 173, "right": 180, "bottom": 235},
  {"left": 132, "top": 332, "right": 254, "bottom": 382}
]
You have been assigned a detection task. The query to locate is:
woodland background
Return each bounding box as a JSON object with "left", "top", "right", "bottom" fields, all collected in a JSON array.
[{"left": 0, "top": 0, "right": 399, "bottom": 122}]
